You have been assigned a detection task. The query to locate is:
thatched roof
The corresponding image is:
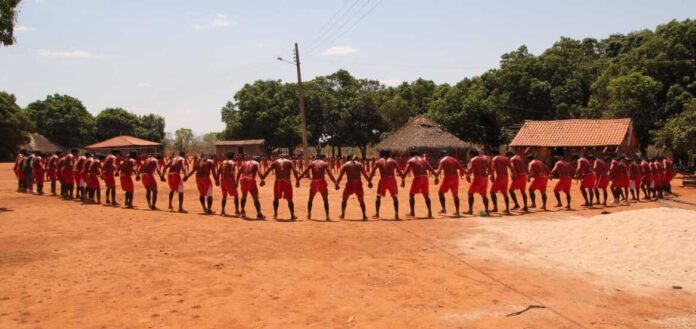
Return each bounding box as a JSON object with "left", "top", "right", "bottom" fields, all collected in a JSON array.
[
  {"left": 85, "top": 135, "right": 161, "bottom": 149},
  {"left": 375, "top": 117, "right": 474, "bottom": 153},
  {"left": 21, "top": 133, "right": 64, "bottom": 153}
]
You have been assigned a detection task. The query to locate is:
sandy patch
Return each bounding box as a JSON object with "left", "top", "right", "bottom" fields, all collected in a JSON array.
[{"left": 460, "top": 207, "right": 696, "bottom": 292}]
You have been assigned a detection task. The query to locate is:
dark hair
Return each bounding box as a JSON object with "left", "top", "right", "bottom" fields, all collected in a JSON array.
[
  {"left": 588, "top": 154, "right": 596, "bottom": 160},
  {"left": 571, "top": 154, "right": 580, "bottom": 160},
  {"left": 490, "top": 148, "right": 499, "bottom": 155},
  {"left": 252, "top": 155, "right": 261, "bottom": 161},
  {"left": 346, "top": 154, "right": 354, "bottom": 161},
  {"left": 409, "top": 147, "right": 418, "bottom": 156},
  {"left": 226, "top": 152, "right": 235, "bottom": 159},
  {"left": 439, "top": 149, "right": 448, "bottom": 156},
  {"left": 71, "top": 149, "right": 79, "bottom": 154},
  {"left": 179, "top": 151, "right": 186, "bottom": 157},
  {"left": 470, "top": 149, "right": 479, "bottom": 157},
  {"left": 316, "top": 153, "right": 325, "bottom": 159},
  {"left": 506, "top": 151, "right": 514, "bottom": 157},
  {"left": 379, "top": 149, "right": 390, "bottom": 158},
  {"left": 85, "top": 152, "right": 92, "bottom": 157},
  {"left": 129, "top": 151, "right": 138, "bottom": 159},
  {"left": 526, "top": 154, "right": 535, "bottom": 161},
  {"left": 111, "top": 149, "right": 120, "bottom": 155}
]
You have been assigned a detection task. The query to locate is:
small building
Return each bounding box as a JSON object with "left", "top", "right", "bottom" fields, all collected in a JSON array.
[
  {"left": 375, "top": 117, "right": 477, "bottom": 166},
  {"left": 21, "top": 133, "right": 64, "bottom": 153},
  {"left": 84, "top": 135, "right": 163, "bottom": 155},
  {"left": 509, "top": 118, "right": 638, "bottom": 163},
  {"left": 214, "top": 139, "right": 266, "bottom": 156}
]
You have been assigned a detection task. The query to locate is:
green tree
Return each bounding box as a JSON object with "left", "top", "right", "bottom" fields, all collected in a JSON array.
[
  {"left": 174, "top": 128, "right": 194, "bottom": 153},
  {"left": 0, "top": 91, "right": 32, "bottom": 160},
  {"left": 137, "top": 114, "right": 166, "bottom": 142},
  {"left": 654, "top": 99, "right": 696, "bottom": 160},
  {"left": 26, "top": 94, "right": 95, "bottom": 148},
  {"left": 95, "top": 108, "right": 140, "bottom": 140},
  {"left": 0, "top": 0, "right": 21, "bottom": 46}
]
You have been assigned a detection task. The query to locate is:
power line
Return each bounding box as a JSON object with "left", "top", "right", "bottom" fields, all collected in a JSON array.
[
  {"left": 305, "top": 0, "right": 351, "bottom": 48},
  {"left": 308, "top": 0, "right": 375, "bottom": 54},
  {"left": 316, "top": 0, "right": 385, "bottom": 54},
  {"left": 306, "top": 0, "right": 369, "bottom": 52}
]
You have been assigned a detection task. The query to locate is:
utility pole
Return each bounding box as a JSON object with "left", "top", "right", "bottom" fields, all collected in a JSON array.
[{"left": 294, "top": 42, "right": 310, "bottom": 166}]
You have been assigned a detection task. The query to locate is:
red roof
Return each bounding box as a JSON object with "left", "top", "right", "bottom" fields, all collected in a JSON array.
[
  {"left": 510, "top": 119, "right": 633, "bottom": 147},
  {"left": 85, "top": 135, "right": 161, "bottom": 149}
]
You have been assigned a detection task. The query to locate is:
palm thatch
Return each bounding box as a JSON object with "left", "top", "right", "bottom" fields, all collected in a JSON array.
[
  {"left": 375, "top": 117, "right": 475, "bottom": 153},
  {"left": 21, "top": 133, "right": 64, "bottom": 153}
]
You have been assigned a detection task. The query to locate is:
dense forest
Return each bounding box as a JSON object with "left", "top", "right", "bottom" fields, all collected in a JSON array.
[{"left": 221, "top": 19, "right": 696, "bottom": 161}]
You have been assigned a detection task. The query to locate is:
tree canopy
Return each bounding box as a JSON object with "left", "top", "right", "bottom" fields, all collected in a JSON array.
[
  {"left": 26, "top": 94, "right": 96, "bottom": 149},
  {"left": 0, "top": 0, "right": 21, "bottom": 46},
  {"left": 0, "top": 91, "right": 32, "bottom": 159}
]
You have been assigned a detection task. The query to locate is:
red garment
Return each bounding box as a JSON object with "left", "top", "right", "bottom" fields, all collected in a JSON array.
[
  {"left": 529, "top": 177, "right": 548, "bottom": 191},
  {"left": 240, "top": 177, "right": 258, "bottom": 197},
  {"left": 377, "top": 177, "right": 398, "bottom": 197},
  {"left": 343, "top": 180, "right": 364, "bottom": 198},
  {"left": 141, "top": 173, "right": 157, "bottom": 190},
  {"left": 581, "top": 173, "right": 596, "bottom": 189},
  {"left": 120, "top": 176, "right": 134, "bottom": 192},
  {"left": 509, "top": 174, "right": 527, "bottom": 191},
  {"left": 438, "top": 175, "right": 459, "bottom": 194},
  {"left": 273, "top": 179, "right": 293, "bottom": 200},
  {"left": 554, "top": 177, "right": 572, "bottom": 193},
  {"left": 490, "top": 175, "right": 508, "bottom": 194},
  {"left": 196, "top": 176, "right": 213, "bottom": 197},
  {"left": 409, "top": 176, "right": 429, "bottom": 195},
  {"left": 309, "top": 179, "right": 328, "bottom": 195},
  {"left": 168, "top": 173, "right": 183, "bottom": 192},
  {"left": 220, "top": 178, "right": 237, "bottom": 197},
  {"left": 468, "top": 176, "right": 488, "bottom": 195}
]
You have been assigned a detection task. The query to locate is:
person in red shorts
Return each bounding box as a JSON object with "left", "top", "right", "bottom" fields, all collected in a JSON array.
[
  {"left": 336, "top": 154, "right": 371, "bottom": 220},
  {"left": 101, "top": 150, "right": 119, "bottom": 206},
  {"left": 46, "top": 151, "right": 60, "bottom": 195},
  {"left": 62, "top": 149, "right": 78, "bottom": 199},
  {"left": 236, "top": 155, "right": 265, "bottom": 220},
  {"left": 163, "top": 151, "right": 188, "bottom": 213},
  {"left": 527, "top": 154, "right": 550, "bottom": 210},
  {"left": 56, "top": 153, "right": 66, "bottom": 197},
  {"left": 433, "top": 149, "right": 465, "bottom": 216},
  {"left": 299, "top": 154, "right": 337, "bottom": 221},
  {"left": 609, "top": 155, "right": 630, "bottom": 206},
  {"left": 13, "top": 150, "right": 26, "bottom": 192},
  {"left": 74, "top": 152, "right": 87, "bottom": 201},
  {"left": 550, "top": 155, "right": 575, "bottom": 209},
  {"left": 185, "top": 155, "right": 219, "bottom": 214},
  {"left": 368, "top": 149, "right": 404, "bottom": 220},
  {"left": 653, "top": 157, "right": 665, "bottom": 199},
  {"left": 85, "top": 154, "right": 103, "bottom": 204},
  {"left": 508, "top": 151, "right": 528, "bottom": 211},
  {"left": 489, "top": 149, "right": 515, "bottom": 214},
  {"left": 118, "top": 152, "right": 138, "bottom": 208},
  {"left": 218, "top": 152, "right": 239, "bottom": 217},
  {"left": 592, "top": 155, "right": 609, "bottom": 206},
  {"left": 260, "top": 153, "right": 300, "bottom": 220},
  {"left": 628, "top": 157, "right": 641, "bottom": 201},
  {"left": 80, "top": 153, "right": 94, "bottom": 203},
  {"left": 402, "top": 148, "right": 437, "bottom": 218},
  {"left": 464, "top": 149, "right": 492, "bottom": 215},
  {"left": 639, "top": 156, "right": 652, "bottom": 200},
  {"left": 32, "top": 151, "right": 46, "bottom": 195},
  {"left": 137, "top": 154, "right": 163, "bottom": 210},
  {"left": 662, "top": 157, "right": 675, "bottom": 196},
  {"left": 575, "top": 154, "right": 595, "bottom": 207}
]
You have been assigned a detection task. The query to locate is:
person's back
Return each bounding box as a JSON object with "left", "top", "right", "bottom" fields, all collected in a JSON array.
[
  {"left": 440, "top": 156, "right": 462, "bottom": 177},
  {"left": 469, "top": 156, "right": 490, "bottom": 177},
  {"left": 408, "top": 156, "right": 429, "bottom": 177},
  {"left": 530, "top": 159, "right": 548, "bottom": 178},
  {"left": 510, "top": 155, "right": 527, "bottom": 175},
  {"left": 342, "top": 161, "right": 364, "bottom": 181},
  {"left": 491, "top": 155, "right": 511, "bottom": 177}
]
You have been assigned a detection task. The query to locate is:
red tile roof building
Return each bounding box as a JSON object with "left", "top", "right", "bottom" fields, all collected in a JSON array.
[
  {"left": 84, "top": 135, "right": 162, "bottom": 155},
  {"left": 510, "top": 118, "right": 638, "bottom": 162}
]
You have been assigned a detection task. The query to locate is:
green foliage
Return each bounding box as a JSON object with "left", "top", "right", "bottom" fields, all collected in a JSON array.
[
  {"left": 654, "top": 99, "right": 696, "bottom": 156},
  {"left": 174, "top": 128, "right": 194, "bottom": 153},
  {"left": 137, "top": 113, "right": 166, "bottom": 143},
  {"left": 0, "top": 0, "right": 21, "bottom": 46},
  {"left": 0, "top": 91, "right": 32, "bottom": 159},
  {"left": 26, "top": 94, "right": 96, "bottom": 148},
  {"left": 95, "top": 108, "right": 140, "bottom": 140}
]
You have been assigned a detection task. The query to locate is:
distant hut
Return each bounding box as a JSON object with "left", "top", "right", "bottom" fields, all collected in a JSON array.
[
  {"left": 84, "top": 135, "right": 162, "bottom": 155},
  {"left": 21, "top": 133, "right": 64, "bottom": 153},
  {"left": 509, "top": 118, "right": 638, "bottom": 163},
  {"left": 375, "top": 117, "right": 476, "bottom": 165},
  {"left": 214, "top": 139, "right": 266, "bottom": 156}
]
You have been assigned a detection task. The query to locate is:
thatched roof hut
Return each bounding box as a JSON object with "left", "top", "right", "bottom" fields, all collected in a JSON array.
[
  {"left": 21, "top": 133, "right": 64, "bottom": 153},
  {"left": 375, "top": 117, "right": 476, "bottom": 162}
]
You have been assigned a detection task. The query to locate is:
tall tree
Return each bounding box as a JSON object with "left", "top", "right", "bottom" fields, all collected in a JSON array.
[
  {"left": 137, "top": 114, "right": 166, "bottom": 142},
  {"left": 0, "top": 91, "right": 32, "bottom": 160},
  {"left": 654, "top": 99, "right": 696, "bottom": 162},
  {"left": 95, "top": 108, "right": 140, "bottom": 140},
  {"left": 26, "top": 94, "right": 95, "bottom": 148},
  {"left": 0, "top": 0, "right": 21, "bottom": 46},
  {"left": 174, "top": 128, "right": 194, "bottom": 153}
]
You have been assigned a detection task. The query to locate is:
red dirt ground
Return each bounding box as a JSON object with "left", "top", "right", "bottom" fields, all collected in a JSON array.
[{"left": 1, "top": 163, "right": 694, "bottom": 328}]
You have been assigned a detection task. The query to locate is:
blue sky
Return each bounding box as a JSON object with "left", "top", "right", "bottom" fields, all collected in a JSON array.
[{"left": 2, "top": 0, "right": 694, "bottom": 134}]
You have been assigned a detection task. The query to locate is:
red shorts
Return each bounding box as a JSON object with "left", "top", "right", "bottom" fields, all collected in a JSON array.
[
  {"left": 196, "top": 177, "right": 213, "bottom": 197},
  {"left": 309, "top": 179, "right": 328, "bottom": 195},
  {"left": 553, "top": 177, "right": 572, "bottom": 193},
  {"left": 14, "top": 168, "right": 23, "bottom": 180},
  {"left": 240, "top": 177, "right": 258, "bottom": 197},
  {"left": 167, "top": 173, "right": 184, "bottom": 192},
  {"left": 410, "top": 176, "right": 429, "bottom": 195},
  {"left": 595, "top": 174, "right": 609, "bottom": 189},
  {"left": 580, "top": 173, "right": 595, "bottom": 189},
  {"left": 48, "top": 169, "right": 57, "bottom": 181},
  {"left": 377, "top": 176, "right": 398, "bottom": 197},
  {"left": 630, "top": 177, "right": 640, "bottom": 190},
  {"left": 641, "top": 174, "right": 651, "bottom": 186},
  {"left": 273, "top": 180, "right": 293, "bottom": 200},
  {"left": 33, "top": 170, "right": 44, "bottom": 184},
  {"left": 343, "top": 180, "right": 364, "bottom": 198},
  {"left": 221, "top": 178, "right": 238, "bottom": 197},
  {"left": 529, "top": 176, "right": 548, "bottom": 191},
  {"left": 510, "top": 174, "right": 527, "bottom": 191},
  {"left": 73, "top": 171, "right": 82, "bottom": 186},
  {"left": 87, "top": 173, "right": 100, "bottom": 189},
  {"left": 611, "top": 176, "right": 629, "bottom": 189},
  {"left": 662, "top": 173, "right": 672, "bottom": 185},
  {"left": 103, "top": 173, "right": 116, "bottom": 188},
  {"left": 439, "top": 175, "right": 459, "bottom": 194},
  {"left": 141, "top": 173, "right": 157, "bottom": 190},
  {"left": 120, "top": 176, "right": 134, "bottom": 192},
  {"left": 490, "top": 176, "right": 508, "bottom": 194},
  {"left": 468, "top": 176, "right": 488, "bottom": 195},
  {"left": 62, "top": 170, "right": 73, "bottom": 184}
]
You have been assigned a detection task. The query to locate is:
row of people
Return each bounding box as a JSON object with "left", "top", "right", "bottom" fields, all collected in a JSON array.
[{"left": 12, "top": 148, "right": 676, "bottom": 220}]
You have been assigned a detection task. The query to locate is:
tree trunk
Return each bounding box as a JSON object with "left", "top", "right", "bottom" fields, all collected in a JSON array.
[
  {"left": 337, "top": 145, "right": 342, "bottom": 157},
  {"left": 358, "top": 145, "right": 367, "bottom": 160}
]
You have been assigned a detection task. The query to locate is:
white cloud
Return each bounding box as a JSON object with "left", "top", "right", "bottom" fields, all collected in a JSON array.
[
  {"left": 380, "top": 79, "right": 403, "bottom": 87},
  {"left": 320, "top": 46, "right": 359, "bottom": 56},
  {"left": 137, "top": 82, "right": 152, "bottom": 87},
  {"left": 15, "top": 25, "right": 35, "bottom": 32},
  {"left": 37, "top": 49, "right": 102, "bottom": 59},
  {"left": 193, "top": 13, "right": 233, "bottom": 30}
]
